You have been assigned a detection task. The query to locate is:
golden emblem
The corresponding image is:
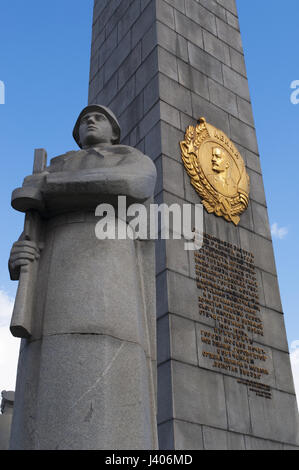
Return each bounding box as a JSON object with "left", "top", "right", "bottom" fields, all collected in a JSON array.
[{"left": 180, "top": 118, "right": 250, "bottom": 225}]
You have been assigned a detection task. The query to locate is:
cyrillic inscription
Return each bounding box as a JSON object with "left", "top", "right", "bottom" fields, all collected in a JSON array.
[{"left": 195, "top": 234, "right": 272, "bottom": 399}]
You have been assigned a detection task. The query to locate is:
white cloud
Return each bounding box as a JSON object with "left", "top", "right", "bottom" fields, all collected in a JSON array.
[
  {"left": 0, "top": 290, "right": 20, "bottom": 392},
  {"left": 290, "top": 341, "right": 299, "bottom": 409},
  {"left": 271, "top": 222, "right": 288, "bottom": 240}
]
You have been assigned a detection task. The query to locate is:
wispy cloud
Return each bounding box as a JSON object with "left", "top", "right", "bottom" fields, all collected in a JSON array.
[
  {"left": 271, "top": 223, "right": 288, "bottom": 240},
  {"left": 290, "top": 341, "right": 299, "bottom": 409},
  {"left": 0, "top": 290, "right": 19, "bottom": 392}
]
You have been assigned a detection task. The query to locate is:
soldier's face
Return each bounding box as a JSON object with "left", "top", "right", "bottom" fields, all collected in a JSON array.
[
  {"left": 212, "top": 148, "right": 229, "bottom": 173},
  {"left": 79, "top": 112, "right": 114, "bottom": 147}
]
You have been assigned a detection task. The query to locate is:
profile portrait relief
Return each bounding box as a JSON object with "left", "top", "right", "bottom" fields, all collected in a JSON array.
[{"left": 208, "top": 146, "right": 238, "bottom": 197}]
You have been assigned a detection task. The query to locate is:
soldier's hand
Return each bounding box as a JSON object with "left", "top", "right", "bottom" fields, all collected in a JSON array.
[{"left": 9, "top": 240, "right": 40, "bottom": 280}]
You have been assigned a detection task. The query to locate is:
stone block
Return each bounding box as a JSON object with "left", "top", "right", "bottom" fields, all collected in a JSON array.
[
  {"left": 272, "top": 349, "right": 296, "bottom": 394},
  {"left": 245, "top": 436, "right": 283, "bottom": 450},
  {"left": 191, "top": 93, "right": 230, "bottom": 136},
  {"left": 158, "top": 47, "right": 178, "bottom": 82},
  {"left": 238, "top": 200, "right": 254, "bottom": 232},
  {"left": 247, "top": 169, "right": 267, "bottom": 206},
  {"left": 254, "top": 307, "right": 288, "bottom": 352},
  {"left": 132, "top": 0, "right": 155, "bottom": 47},
  {"left": 156, "top": 270, "right": 168, "bottom": 318},
  {"left": 199, "top": 0, "right": 226, "bottom": 21},
  {"left": 172, "top": 362, "right": 227, "bottom": 429},
  {"left": 177, "top": 60, "right": 210, "bottom": 101},
  {"left": 223, "top": 65, "right": 250, "bottom": 101},
  {"left": 137, "top": 101, "right": 160, "bottom": 141},
  {"left": 227, "top": 432, "right": 246, "bottom": 450},
  {"left": 184, "top": 170, "right": 203, "bottom": 206},
  {"left": 261, "top": 272, "right": 283, "bottom": 312},
  {"left": 105, "top": 0, "right": 129, "bottom": 37},
  {"left": 224, "top": 375, "right": 251, "bottom": 434},
  {"left": 239, "top": 227, "right": 276, "bottom": 275},
  {"left": 163, "top": 0, "right": 185, "bottom": 14},
  {"left": 99, "top": 27, "right": 117, "bottom": 68},
  {"left": 142, "top": 22, "right": 157, "bottom": 60},
  {"left": 161, "top": 155, "right": 185, "bottom": 199},
  {"left": 248, "top": 388, "right": 299, "bottom": 445},
  {"left": 158, "top": 421, "right": 174, "bottom": 450},
  {"left": 237, "top": 144, "right": 261, "bottom": 174},
  {"left": 145, "top": 121, "right": 162, "bottom": 161},
  {"left": 185, "top": 0, "right": 217, "bottom": 35},
  {"left": 174, "top": 10, "right": 204, "bottom": 48},
  {"left": 110, "top": 76, "right": 136, "bottom": 117},
  {"left": 188, "top": 42, "right": 223, "bottom": 84},
  {"left": 217, "top": 0, "right": 238, "bottom": 16},
  {"left": 118, "top": 93, "right": 144, "bottom": 139},
  {"left": 168, "top": 271, "right": 202, "bottom": 322},
  {"left": 216, "top": 17, "right": 242, "bottom": 52},
  {"left": 157, "top": 22, "right": 188, "bottom": 63},
  {"left": 226, "top": 11, "right": 240, "bottom": 30},
  {"left": 144, "top": 74, "right": 159, "bottom": 114},
  {"left": 202, "top": 426, "right": 228, "bottom": 450},
  {"left": 103, "top": 31, "right": 130, "bottom": 83},
  {"left": 229, "top": 116, "right": 259, "bottom": 154},
  {"left": 229, "top": 47, "right": 247, "bottom": 77},
  {"left": 161, "top": 122, "right": 184, "bottom": 162},
  {"left": 251, "top": 201, "right": 271, "bottom": 240},
  {"left": 160, "top": 101, "right": 181, "bottom": 130},
  {"left": 169, "top": 314, "right": 198, "bottom": 366},
  {"left": 208, "top": 78, "right": 238, "bottom": 117},
  {"left": 165, "top": 238, "right": 190, "bottom": 277},
  {"left": 173, "top": 420, "right": 204, "bottom": 450},
  {"left": 203, "top": 30, "right": 231, "bottom": 66},
  {"left": 159, "top": 74, "right": 193, "bottom": 116},
  {"left": 136, "top": 48, "right": 158, "bottom": 95},
  {"left": 157, "top": 315, "right": 170, "bottom": 365},
  {"left": 157, "top": 361, "right": 173, "bottom": 423},
  {"left": 95, "top": 72, "right": 118, "bottom": 107},
  {"left": 118, "top": 43, "right": 141, "bottom": 90},
  {"left": 155, "top": 237, "right": 166, "bottom": 275},
  {"left": 156, "top": 0, "right": 175, "bottom": 30},
  {"left": 237, "top": 95, "right": 255, "bottom": 127},
  {"left": 117, "top": 0, "right": 141, "bottom": 41}
]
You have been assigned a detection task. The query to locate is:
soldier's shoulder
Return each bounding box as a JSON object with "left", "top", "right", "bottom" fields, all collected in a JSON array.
[{"left": 48, "top": 150, "right": 85, "bottom": 170}]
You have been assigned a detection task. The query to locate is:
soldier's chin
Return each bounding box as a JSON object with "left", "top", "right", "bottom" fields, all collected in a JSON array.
[{"left": 84, "top": 133, "right": 103, "bottom": 146}]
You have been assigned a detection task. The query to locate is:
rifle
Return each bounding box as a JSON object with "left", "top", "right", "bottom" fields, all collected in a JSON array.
[{"left": 10, "top": 149, "right": 47, "bottom": 339}]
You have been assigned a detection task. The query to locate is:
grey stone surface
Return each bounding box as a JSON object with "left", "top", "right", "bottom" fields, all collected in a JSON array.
[
  {"left": 248, "top": 388, "right": 299, "bottom": 445},
  {"left": 172, "top": 362, "right": 227, "bottom": 429},
  {"left": 245, "top": 436, "right": 284, "bottom": 450},
  {"left": 173, "top": 420, "right": 204, "bottom": 450},
  {"left": 224, "top": 376, "right": 251, "bottom": 434},
  {"left": 0, "top": 391, "right": 14, "bottom": 450},
  {"left": 9, "top": 105, "right": 158, "bottom": 449},
  {"left": 158, "top": 421, "right": 174, "bottom": 450},
  {"left": 169, "top": 315, "right": 197, "bottom": 366},
  {"left": 59, "top": 0, "right": 299, "bottom": 450}
]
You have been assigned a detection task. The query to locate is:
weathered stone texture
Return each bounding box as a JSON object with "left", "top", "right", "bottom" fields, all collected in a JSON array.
[{"left": 90, "top": 0, "right": 299, "bottom": 450}]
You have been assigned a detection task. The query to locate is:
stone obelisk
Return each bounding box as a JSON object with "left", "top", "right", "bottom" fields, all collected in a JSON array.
[{"left": 89, "top": 0, "right": 299, "bottom": 449}]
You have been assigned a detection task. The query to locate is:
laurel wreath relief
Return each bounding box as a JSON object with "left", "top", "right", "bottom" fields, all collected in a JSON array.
[{"left": 180, "top": 118, "right": 250, "bottom": 226}]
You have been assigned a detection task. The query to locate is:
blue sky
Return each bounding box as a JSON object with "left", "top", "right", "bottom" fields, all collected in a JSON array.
[{"left": 0, "top": 1, "right": 298, "bottom": 394}]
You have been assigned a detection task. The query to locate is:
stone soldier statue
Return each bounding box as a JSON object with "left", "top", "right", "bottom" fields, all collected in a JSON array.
[{"left": 8, "top": 105, "right": 158, "bottom": 450}]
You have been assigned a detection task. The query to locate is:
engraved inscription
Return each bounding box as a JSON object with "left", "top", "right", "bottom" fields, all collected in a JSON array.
[{"left": 195, "top": 234, "right": 272, "bottom": 399}]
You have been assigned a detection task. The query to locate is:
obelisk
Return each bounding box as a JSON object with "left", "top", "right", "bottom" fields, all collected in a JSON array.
[{"left": 89, "top": 0, "right": 299, "bottom": 450}]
